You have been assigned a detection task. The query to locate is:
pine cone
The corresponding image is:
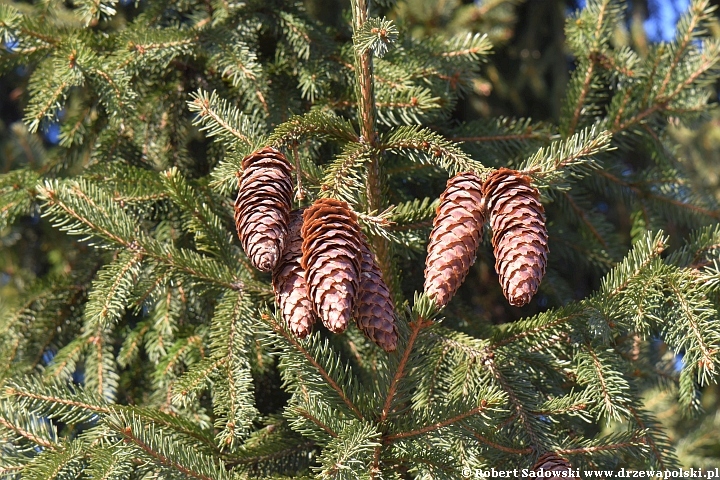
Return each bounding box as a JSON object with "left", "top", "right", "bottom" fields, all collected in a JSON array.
[
  {"left": 234, "top": 147, "right": 293, "bottom": 272},
  {"left": 482, "top": 168, "right": 548, "bottom": 307},
  {"left": 527, "top": 453, "right": 577, "bottom": 480},
  {"left": 272, "top": 209, "right": 316, "bottom": 339},
  {"left": 301, "top": 199, "right": 363, "bottom": 333},
  {"left": 355, "top": 237, "right": 398, "bottom": 352},
  {"left": 424, "top": 172, "right": 486, "bottom": 308}
]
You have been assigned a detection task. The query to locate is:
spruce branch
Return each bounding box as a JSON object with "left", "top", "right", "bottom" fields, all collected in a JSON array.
[
  {"left": 267, "top": 109, "right": 359, "bottom": 148},
  {"left": 209, "top": 291, "right": 258, "bottom": 449},
  {"left": 354, "top": 17, "right": 399, "bottom": 58},
  {"left": 85, "top": 447, "right": 134, "bottom": 480},
  {"left": 565, "top": 0, "right": 616, "bottom": 135},
  {"left": 627, "top": 407, "right": 677, "bottom": 470},
  {"left": 293, "top": 407, "right": 339, "bottom": 438},
  {"left": 381, "top": 125, "right": 486, "bottom": 174},
  {"left": 595, "top": 169, "right": 720, "bottom": 221},
  {"left": 575, "top": 345, "right": 632, "bottom": 421},
  {"left": 84, "top": 251, "right": 144, "bottom": 330},
  {"left": 384, "top": 401, "right": 488, "bottom": 442},
  {"left": 21, "top": 440, "right": 85, "bottom": 480},
  {"left": 0, "top": 399, "right": 59, "bottom": 450},
  {"left": 37, "top": 179, "right": 248, "bottom": 292},
  {"left": 380, "top": 316, "right": 433, "bottom": 423},
  {"left": 521, "top": 127, "right": 613, "bottom": 188},
  {"left": 319, "top": 142, "right": 374, "bottom": 203},
  {"left": 4, "top": 377, "right": 110, "bottom": 425},
  {"left": 315, "top": 422, "right": 381, "bottom": 478},
  {"left": 74, "top": 0, "right": 119, "bottom": 26},
  {"left": 188, "top": 89, "right": 261, "bottom": 149},
  {"left": 466, "top": 429, "right": 533, "bottom": 455},
  {"left": 350, "top": 0, "right": 394, "bottom": 288},
  {"left": 441, "top": 32, "right": 492, "bottom": 60},
  {"left": 264, "top": 312, "right": 365, "bottom": 420},
  {"left": 107, "top": 411, "right": 229, "bottom": 480},
  {"left": 656, "top": 0, "right": 715, "bottom": 99}
]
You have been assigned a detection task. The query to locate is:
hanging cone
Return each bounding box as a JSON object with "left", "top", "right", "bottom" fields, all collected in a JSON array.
[
  {"left": 234, "top": 147, "right": 293, "bottom": 272},
  {"left": 423, "top": 172, "right": 486, "bottom": 308},
  {"left": 355, "top": 236, "right": 398, "bottom": 352},
  {"left": 482, "top": 168, "right": 548, "bottom": 307},
  {"left": 526, "top": 453, "right": 577, "bottom": 480},
  {"left": 272, "top": 209, "right": 317, "bottom": 339},
  {"left": 301, "top": 199, "right": 363, "bottom": 333}
]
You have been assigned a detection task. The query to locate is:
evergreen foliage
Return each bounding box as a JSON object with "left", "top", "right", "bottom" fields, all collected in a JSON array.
[{"left": 0, "top": 0, "right": 719, "bottom": 478}]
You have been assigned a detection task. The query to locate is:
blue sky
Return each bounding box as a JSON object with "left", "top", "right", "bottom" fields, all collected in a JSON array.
[{"left": 574, "top": 0, "right": 690, "bottom": 42}]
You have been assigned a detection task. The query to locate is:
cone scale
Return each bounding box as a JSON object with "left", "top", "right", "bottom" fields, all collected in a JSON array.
[
  {"left": 234, "top": 147, "right": 293, "bottom": 272},
  {"left": 482, "top": 168, "right": 548, "bottom": 307},
  {"left": 355, "top": 236, "right": 398, "bottom": 352},
  {"left": 301, "top": 199, "right": 363, "bottom": 333},
  {"left": 525, "top": 453, "right": 578, "bottom": 480},
  {"left": 272, "top": 209, "right": 317, "bottom": 339},
  {"left": 424, "top": 172, "right": 486, "bottom": 308}
]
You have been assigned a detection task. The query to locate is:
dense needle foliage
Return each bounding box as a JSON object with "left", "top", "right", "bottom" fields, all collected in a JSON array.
[{"left": 1, "top": 0, "right": 720, "bottom": 478}]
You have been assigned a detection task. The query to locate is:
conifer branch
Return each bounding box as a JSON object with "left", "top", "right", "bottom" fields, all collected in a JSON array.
[
  {"left": 485, "top": 360, "right": 542, "bottom": 448},
  {"left": 188, "top": 90, "right": 255, "bottom": 147},
  {"left": 295, "top": 409, "right": 338, "bottom": 438},
  {"left": 372, "top": 317, "right": 432, "bottom": 478},
  {"left": 579, "top": 344, "right": 631, "bottom": 420},
  {"left": 266, "top": 315, "right": 364, "bottom": 419},
  {"left": 666, "top": 277, "right": 717, "bottom": 376},
  {"left": 597, "top": 170, "right": 720, "bottom": 220},
  {"left": 380, "top": 318, "right": 432, "bottom": 422},
  {"left": 125, "top": 408, "right": 218, "bottom": 451},
  {"left": 226, "top": 440, "right": 317, "bottom": 466},
  {"left": 115, "top": 427, "right": 219, "bottom": 480},
  {"left": 4, "top": 386, "right": 110, "bottom": 416},
  {"left": 562, "top": 192, "right": 610, "bottom": 249},
  {"left": 611, "top": 44, "right": 720, "bottom": 135},
  {"left": 491, "top": 313, "right": 582, "bottom": 350},
  {"left": 351, "top": 0, "right": 393, "bottom": 282},
  {"left": 467, "top": 429, "right": 533, "bottom": 455},
  {"left": 628, "top": 407, "right": 667, "bottom": 470},
  {"left": 0, "top": 416, "right": 57, "bottom": 450},
  {"left": 567, "top": 0, "right": 610, "bottom": 136},
  {"left": 385, "top": 401, "right": 488, "bottom": 441},
  {"left": 657, "top": 0, "right": 707, "bottom": 98},
  {"left": 450, "top": 132, "right": 549, "bottom": 143},
  {"left": 556, "top": 441, "right": 643, "bottom": 455}
]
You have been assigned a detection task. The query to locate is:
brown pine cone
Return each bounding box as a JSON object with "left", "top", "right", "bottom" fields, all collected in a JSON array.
[
  {"left": 423, "top": 172, "right": 486, "bottom": 308},
  {"left": 355, "top": 237, "right": 398, "bottom": 352},
  {"left": 272, "top": 209, "right": 316, "bottom": 339},
  {"left": 301, "top": 199, "right": 363, "bottom": 333},
  {"left": 526, "top": 453, "right": 577, "bottom": 480},
  {"left": 234, "top": 147, "right": 293, "bottom": 272},
  {"left": 482, "top": 168, "right": 548, "bottom": 307}
]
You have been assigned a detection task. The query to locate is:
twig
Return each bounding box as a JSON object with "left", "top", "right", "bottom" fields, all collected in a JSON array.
[{"left": 385, "top": 401, "right": 488, "bottom": 441}]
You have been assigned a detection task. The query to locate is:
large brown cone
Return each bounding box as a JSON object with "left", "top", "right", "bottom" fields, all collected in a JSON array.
[
  {"left": 525, "top": 453, "right": 577, "bottom": 480},
  {"left": 482, "top": 168, "right": 548, "bottom": 307},
  {"left": 355, "top": 237, "right": 398, "bottom": 352},
  {"left": 301, "top": 199, "right": 363, "bottom": 333},
  {"left": 423, "top": 172, "right": 486, "bottom": 308},
  {"left": 273, "top": 209, "right": 317, "bottom": 339},
  {"left": 234, "top": 147, "right": 293, "bottom": 272}
]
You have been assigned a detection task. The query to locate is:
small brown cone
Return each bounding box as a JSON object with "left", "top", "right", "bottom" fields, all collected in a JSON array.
[
  {"left": 234, "top": 147, "right": 293, "bottom": 272},
  {"left": 301, "top": 199, "right": 363, "bottom": 333},
  {"left": 272, "top": 209, "right": 317, "bottom": 339},
  {"left": 482, "top": 168, "right": 548, "bottom": 307},
  {"left": 526, "top": 453, "right": 577, "bottom": 480},
  {"left": 424, "top": 172, "right": 486, "bottom": 308},
  {"left": 355, "top": 237, "right": 398, "bottom": 352}
]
